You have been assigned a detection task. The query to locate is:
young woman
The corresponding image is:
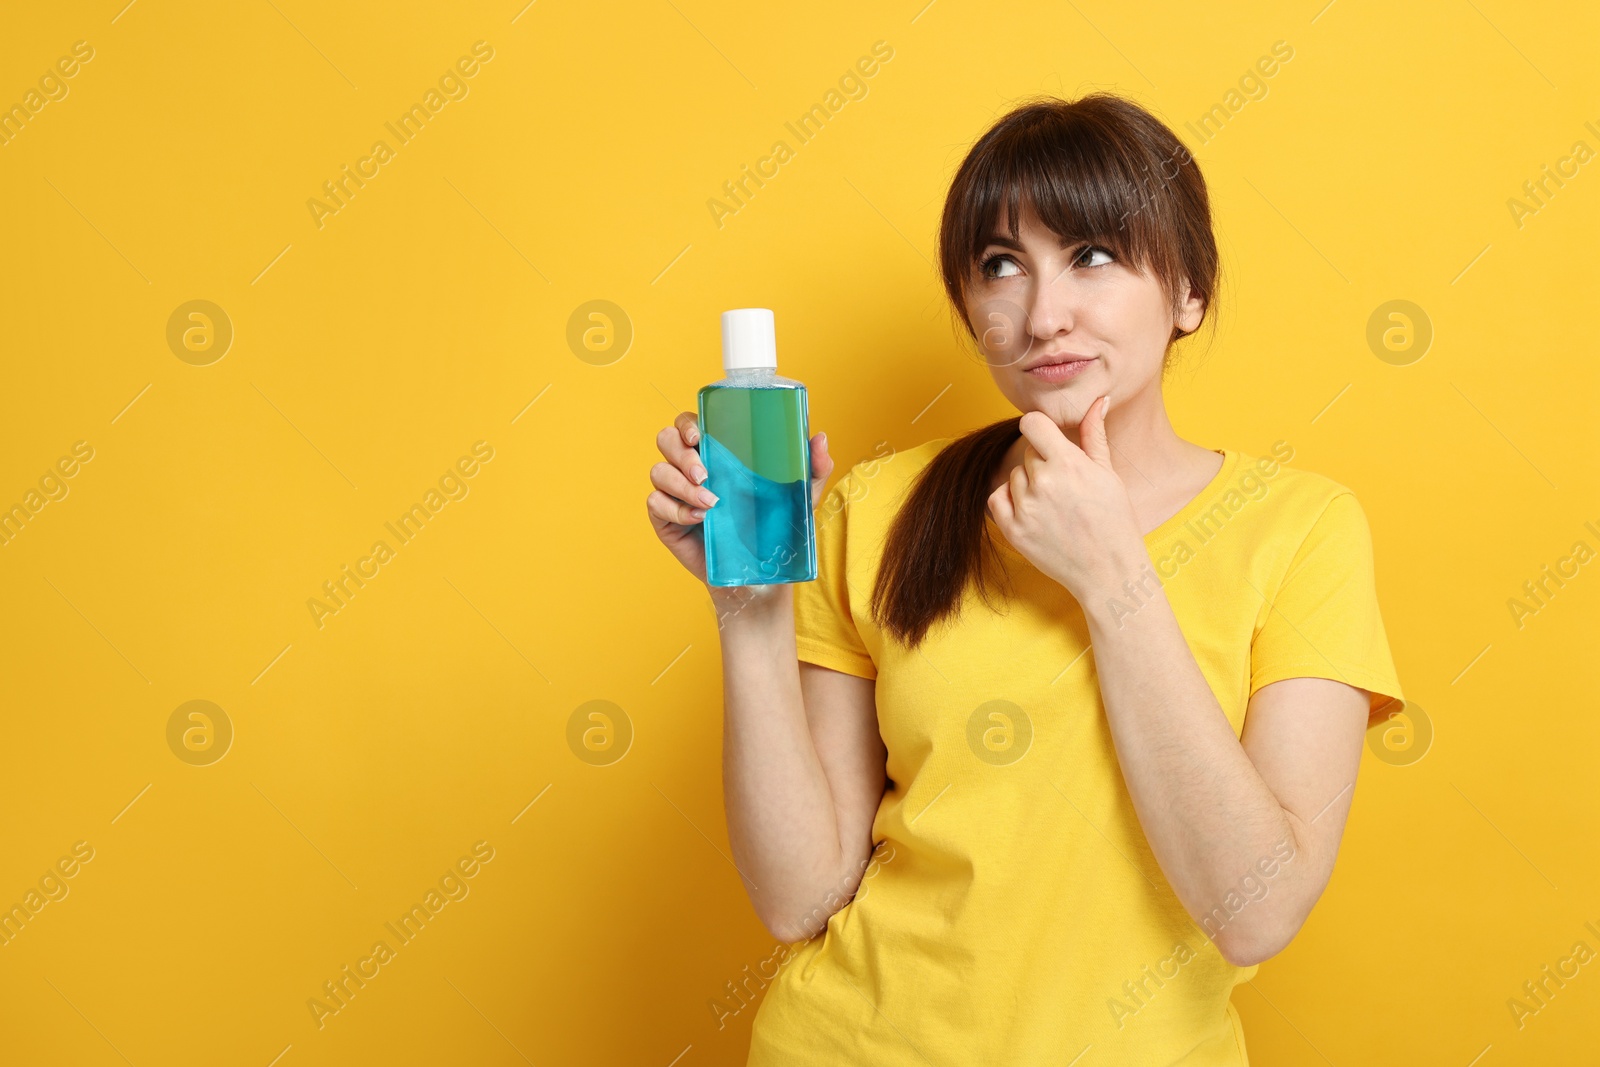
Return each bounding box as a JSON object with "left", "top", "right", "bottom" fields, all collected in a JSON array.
[{"left": 647, "top": 93, "right": 1404, "bottom": 1065}]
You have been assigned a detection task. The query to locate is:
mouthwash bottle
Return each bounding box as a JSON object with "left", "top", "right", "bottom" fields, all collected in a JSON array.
[{"left": 698, "top": 308, "right": 817, "bottom": 587}]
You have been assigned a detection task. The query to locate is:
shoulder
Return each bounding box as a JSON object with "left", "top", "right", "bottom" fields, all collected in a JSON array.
[
  {"left": 824, "top": 436, "right": 954, "bottom": 511},
  {"left": 813, "top": 437, "right": 957, "bottom": 560},
  {"left": 1228, "top": 447, "right": 1374, "bottom": 561},
  {"left": 1232, "top": 446, "right": 1360, "bottom": 514}
]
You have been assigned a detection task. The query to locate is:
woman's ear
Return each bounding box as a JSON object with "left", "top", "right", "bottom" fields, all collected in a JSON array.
[{"left": 1173, "top": 277, "right": 1205, "bottom": 337}]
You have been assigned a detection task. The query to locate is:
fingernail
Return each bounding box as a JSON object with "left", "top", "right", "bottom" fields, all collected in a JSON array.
[
  {"left": 819, "top": 431, "right": 827, "bottom": 446},
  {"left": 701, "top": 489, "right": 719, "bottom": 507},
  {"left": 689, "top": 508, "right": 706, "bottom": 519},
  {"left": 692, "top": 465, "right": 709, "bottom": 484}
]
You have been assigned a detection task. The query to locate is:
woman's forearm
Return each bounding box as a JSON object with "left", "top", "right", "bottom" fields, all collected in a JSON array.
[
  {"left": 1077, "top": 555, "right": 1311, "bottom": 965},
  {"left": 714, "top": 585, "right": 861, "bottom": 941}
]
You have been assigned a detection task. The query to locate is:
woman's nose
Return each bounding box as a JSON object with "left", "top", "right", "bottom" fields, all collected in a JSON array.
[{"left": 1026, "top": 272, "right": 1077, "bottom": 340}]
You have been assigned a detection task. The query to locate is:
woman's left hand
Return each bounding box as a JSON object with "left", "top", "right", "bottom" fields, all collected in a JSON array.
[{"left": 986, "top": 396, "right": 1149, "bottom": 604}]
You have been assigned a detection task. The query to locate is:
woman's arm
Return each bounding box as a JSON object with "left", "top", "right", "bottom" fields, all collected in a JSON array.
[
  {"left": 649, "top": 413, "right": 886, "bottom": 943},
  {"left": 986, "top": 403, "right": 1369, "bottom": 967},
  {"left": 716, "top": 584, "right": 888, "bottom": 943},
  {"left": 1081, "top": 578, "right": 1369, "bottom": 967}
]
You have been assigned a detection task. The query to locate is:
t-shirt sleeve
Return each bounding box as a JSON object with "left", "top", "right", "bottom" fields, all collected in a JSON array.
[
  {"left": 793, "top": 470, "right": 878, "bottom": 680},
  {"left": 1249, "top": 491, "right": 1405, "bottom": 729}
]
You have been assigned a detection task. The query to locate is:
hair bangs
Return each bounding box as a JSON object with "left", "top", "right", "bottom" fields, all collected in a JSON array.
[{"left": 938, "top": 95, "right": 1213, "bottom": 328}]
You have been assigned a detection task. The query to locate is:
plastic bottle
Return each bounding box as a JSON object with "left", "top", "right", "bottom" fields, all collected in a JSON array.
[{"left": 697, "top": 308, "right": 817, "bottom": 587}]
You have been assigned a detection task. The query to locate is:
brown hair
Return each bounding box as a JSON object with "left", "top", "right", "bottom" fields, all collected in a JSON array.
[{"left": 868, "top": 93, "right": 1221, "bottom": 649}]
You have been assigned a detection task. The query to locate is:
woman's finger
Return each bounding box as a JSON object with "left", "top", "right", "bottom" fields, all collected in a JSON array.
[
  {"left": 675, "top": 410, "right": 702, "bottom": 447},
  {"left": 651, "top": 460, "right": 719, "bottom": 511},
  {"left": 657, "top": 416, "right": 709, "bottom": 485},
  {"left": 1008, "top": 459, "right": 1030, "bottom": 513},
  {"left": 988, "top": 482, "right": 1014, "bottom": 525},
  {"left": 810, "top": 431, "right": 833, "bottom": 476},
  {"left": 1020, "top": 438, "right": 1047, "bottom": 483},
  {"left": 646, "top": 488, "right": 706, "bottom": 528}
]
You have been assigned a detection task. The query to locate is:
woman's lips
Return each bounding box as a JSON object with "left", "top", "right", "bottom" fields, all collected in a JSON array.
[{"left": 1024, "top": 357, "right": 1095, "bottom": 382}]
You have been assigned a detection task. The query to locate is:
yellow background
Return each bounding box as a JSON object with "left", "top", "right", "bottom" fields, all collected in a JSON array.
[{"left": 1, "top": 1, "right": 1596, "bottom": 1064}]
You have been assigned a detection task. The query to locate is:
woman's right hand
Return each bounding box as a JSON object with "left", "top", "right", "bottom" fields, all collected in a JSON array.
[{"left": 648, "top": 411, "right": 834, "bottom": 589}]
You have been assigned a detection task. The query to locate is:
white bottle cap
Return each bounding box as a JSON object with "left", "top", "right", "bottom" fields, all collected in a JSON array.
[{"left": 721, "top": 308, "right": 777, "bottom": 371}]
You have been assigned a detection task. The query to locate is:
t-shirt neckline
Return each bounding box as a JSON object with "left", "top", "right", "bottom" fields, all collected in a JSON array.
[
  {"left": 985, "top": 448, "right": 1238, "bottom": 559},
  {"left": 1143, "top": 447, "right": 1237, "bottom": 543}
]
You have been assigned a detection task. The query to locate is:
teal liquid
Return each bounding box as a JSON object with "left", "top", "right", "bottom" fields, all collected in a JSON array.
[{"left": 697, "top": 380, "right": 816, "bottom": 587}]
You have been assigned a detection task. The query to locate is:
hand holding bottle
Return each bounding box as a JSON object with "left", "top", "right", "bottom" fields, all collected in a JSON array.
[{"left": 647, "top": 411, "right": 833, "bottom": 591}]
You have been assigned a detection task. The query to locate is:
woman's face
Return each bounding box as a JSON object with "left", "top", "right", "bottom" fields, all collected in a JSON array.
[{"left": 964, "top": 201, "right": 1203, "bottom": 429}]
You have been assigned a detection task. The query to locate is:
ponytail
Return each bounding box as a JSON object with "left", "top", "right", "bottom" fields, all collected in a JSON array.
[{"left": 869, "top": 417, "right": 1023, "bottom": 649}]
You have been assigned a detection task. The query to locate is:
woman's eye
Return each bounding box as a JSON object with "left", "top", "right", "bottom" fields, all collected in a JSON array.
[
  {"left": 1077, "top": 245, "right": 1114, "bottom": 267},
  {"left": 980, "top": 254, "right": 1020, "bottom": 279}
]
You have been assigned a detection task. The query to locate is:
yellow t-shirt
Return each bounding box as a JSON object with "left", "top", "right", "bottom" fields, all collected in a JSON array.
[{"left": 747, "top": 437, "right": 1406, "bottom": 1066}]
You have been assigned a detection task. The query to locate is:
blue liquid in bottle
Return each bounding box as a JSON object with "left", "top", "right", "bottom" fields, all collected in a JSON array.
[{"left": 698, "top": 310, "right": 817, "bottom": 587}]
